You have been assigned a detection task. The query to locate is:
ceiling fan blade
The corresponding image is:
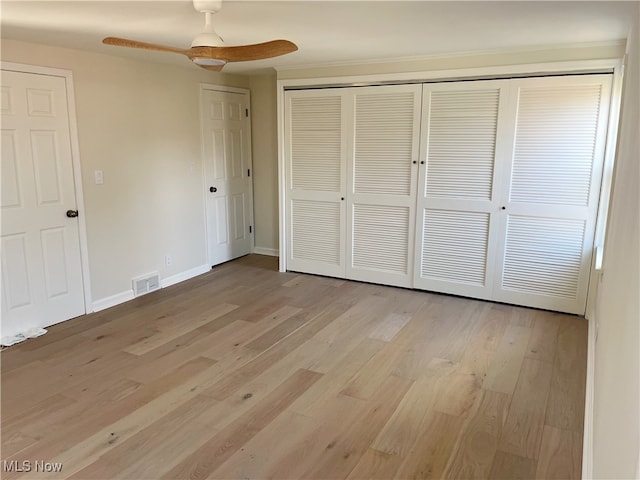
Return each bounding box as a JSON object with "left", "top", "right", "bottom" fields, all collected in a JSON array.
[
  {"left": 190, "top": 40, "right": 297, "bottom": 62},
  {"left": 103, "top": 37, "right": 188, "bottom": 55}
]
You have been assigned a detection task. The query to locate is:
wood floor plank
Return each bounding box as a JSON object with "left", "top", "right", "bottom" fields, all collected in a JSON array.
[
  {"left": 371, "top": 358, "right": 456, "bottom": 456},
  {"left": 483, "top": 324, "right": 532, "bottom": 395},
  {"left": 433, "top": 300, "right": 492, "bottom": 363},
  {"left": 393, "top": 411, "right": 465, "bottom": 480},
  {"left": 301, "top": 374, "right": 413, "bottom": 479},
  {"left": 443, "top": 389, "right": 510, "bottom": 480},
  {"left": 123, "top": 303, "right": 238, "bottom": 355},
  {"left": 489, "top": 450, "right": 537, "bottom": 479},
  {"left": 0, "top": 255, "right": 588, "bottom": 480},
  {"left": 289, "top": 337, "right": 386, "bottom": 418},
  {"left": 2, "top": 351, "right": 140, "bottom": 420},
  {"left": 262, "top": 394, "right": 366, "bottom": 479},
  {"left": 298, "top": 300, "right": 392, "bottom": 374},
  {"left": 434, "top": 362, "right": 482, "bottom": 418},
  {"left": 162, "top": 368, "right": 322, "bottom": 479},
  {"left": 124, "top": 321, "right": 253, "bottom": 383},
  {"left": 499, "top": 358, "right": 553, "bottom": 459},
  {"left": 243, "top": 306, "right": 307, "bottom": 352},
  {"left": 340, "top": 342, "right": 410, "bottom": 400},
  {"left": 526, "top": 312, "right": 561, "bottom": 363},
  {"left": 68, "top": 394, "right": 219, "bottom": 479},
  {"left": 535, "top": 425, "right": 582, "bottom": 479},
  {"left": 347, "top": 448, "right": 404, "bottom": 479},
  {"left": 209, "top": 410, "right": 317, "bottom": 479},
  {"left": 545, "top": 317, "right": 588, "bottom": 431},
  {"left": 368, "top": 313, "right": 413, "bottom": 342},
  {"left": 200, "top": 303, "right": 337, "bottom": 401},
  {"left": 0, "top": 356, "right": 218, "bottom": 480}
]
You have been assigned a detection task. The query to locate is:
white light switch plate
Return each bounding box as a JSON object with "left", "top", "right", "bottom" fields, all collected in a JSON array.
[{"left": 94, "top": 170, "right": 104, "bottom": 185}]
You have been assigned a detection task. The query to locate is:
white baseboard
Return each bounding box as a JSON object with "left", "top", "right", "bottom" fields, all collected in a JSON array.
[
  {"left": 91, "top": 264, "right": 210, "bottom": 313},
  {"left": 582, "top": 316, "right": 596, "bottom": 480},
  {"left": 161, "top": 264, "right": 210, "bottom": 288},
  {"left": 253, "top": 246, "right": 279, "bottom": 257},
  {"left": 92, "top": 290, "right": 134, "bottom": 312}
]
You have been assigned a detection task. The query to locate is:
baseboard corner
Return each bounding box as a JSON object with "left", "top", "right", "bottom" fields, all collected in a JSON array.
[{"left": 253, "top": 246, "right": 279, "bottom": 257}]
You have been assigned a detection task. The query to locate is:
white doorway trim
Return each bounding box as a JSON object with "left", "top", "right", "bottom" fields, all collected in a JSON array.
[
  {"left": 1, "top": 61, "right": 93, "bottom": 313},
  {"left": 198, "top": 83, "right": 255, "bottom": 266}
]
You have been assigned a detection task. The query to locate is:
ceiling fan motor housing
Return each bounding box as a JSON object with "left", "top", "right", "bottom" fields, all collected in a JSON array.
[{"left": 193, "top": 0, "right": 222, "bottom": 13}]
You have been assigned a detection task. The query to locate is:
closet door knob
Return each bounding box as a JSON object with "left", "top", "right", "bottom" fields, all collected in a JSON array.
[{"left": 210, "top": 187, "right": 217, "bottom": 193}]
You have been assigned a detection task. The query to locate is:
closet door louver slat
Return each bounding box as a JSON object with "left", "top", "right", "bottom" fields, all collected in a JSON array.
[
  {"left": 426, "top": 89, "right": 500, "bottom": 200},
  {"left": 354, "top": 92, "right": 416, "bottom": 196},
  {"left": 291, "top": 200, "right": 341, "bottom": 265},
  {"left": 501, "top": 216, "right": 586, "bottom": 299},
  {"left": 421, "top": 210, "right": 490, "bottom": 286},
  {"left": 509, "top": 84, "right": 603, "bottom": 206},
  {"left": 353, "top": 204, "right": 410, "bottom": 274},
  {"left": 290, "top": 96, "right": 342, "bottom": 192}
]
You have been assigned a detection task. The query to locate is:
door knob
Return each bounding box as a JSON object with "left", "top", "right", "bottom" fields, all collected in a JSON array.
[
  {"left": 210, "top": 187, "right": 217, "bottom": 193},
  {"left": 501, "top": 206, "right": 506, "bottom": 210},
  {"left": 66, "top": 209, "right": 79, "bottom": 218}
]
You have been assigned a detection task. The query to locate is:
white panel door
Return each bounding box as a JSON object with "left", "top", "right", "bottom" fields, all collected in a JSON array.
[
  {"left": 201, "top": 88, "right": 254, "bottom": 266},
  {"left": 493, "top": 74, "right": 613, "bottom": 314},
  {"left": 347, "top": 85, "right": 422, "bottom": 288},
  {"left": 1, "top": 70, "right": 85, "bottom": 339},
  {"left": 284, "top": 89, "right": 346, "bottom": 277},
  {"left": 414, "top": 80, "right": 510, "bottom": 298}
]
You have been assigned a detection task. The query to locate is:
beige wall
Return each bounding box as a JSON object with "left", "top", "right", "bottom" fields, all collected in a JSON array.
[
  {"left": 1, "top": 39, "right": 249, "bottom": 304},
  {"left": 592, "top": 9, "right": 640, "bottom": 479},
  {"left": 249, "top": 72, "right": 279, "bottom": 252}
]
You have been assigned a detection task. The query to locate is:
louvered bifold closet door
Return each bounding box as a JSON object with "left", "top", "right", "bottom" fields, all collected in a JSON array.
[
  {"left": 285, "top": 89, "right": 347, "bottom": 277},
  {"left": 493, "top": 74, "right": 612, "bottom": 314},
  {"left": 414, "top": 80, "right": 510, "bottom": 298},
  {"left": 346, "top": 85, "right": 422, "bottom": 288}
]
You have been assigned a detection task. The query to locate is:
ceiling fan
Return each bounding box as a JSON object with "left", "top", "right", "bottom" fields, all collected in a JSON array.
[{"left": 102, "top": 0, "right": 297, "bottom": 71}]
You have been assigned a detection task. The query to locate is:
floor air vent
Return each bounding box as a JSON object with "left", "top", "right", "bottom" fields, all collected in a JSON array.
[{"left": 132, "top": 272, "right": 160, "bottom": 297}]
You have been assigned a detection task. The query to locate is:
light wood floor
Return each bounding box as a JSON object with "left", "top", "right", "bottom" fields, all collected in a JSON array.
[{"left": 1, "top": 255, "right": 587, "bottom": 479}]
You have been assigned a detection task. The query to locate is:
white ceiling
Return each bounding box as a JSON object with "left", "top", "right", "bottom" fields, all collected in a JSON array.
[{"left": 1, "top": 1, "right": 636, "bottom": 75}]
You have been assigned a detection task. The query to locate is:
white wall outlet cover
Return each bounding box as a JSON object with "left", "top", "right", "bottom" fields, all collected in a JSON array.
[{"left": 94, "top": 170, "right": 104, "bottom": 185}]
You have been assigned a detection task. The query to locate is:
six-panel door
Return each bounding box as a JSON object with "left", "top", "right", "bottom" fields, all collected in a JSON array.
[
  {"left": 201, "top": 88, "right": 254, "bottom": 266},
  {"left": 1, "top": 70, "right": 85, "bottom": 339}
]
